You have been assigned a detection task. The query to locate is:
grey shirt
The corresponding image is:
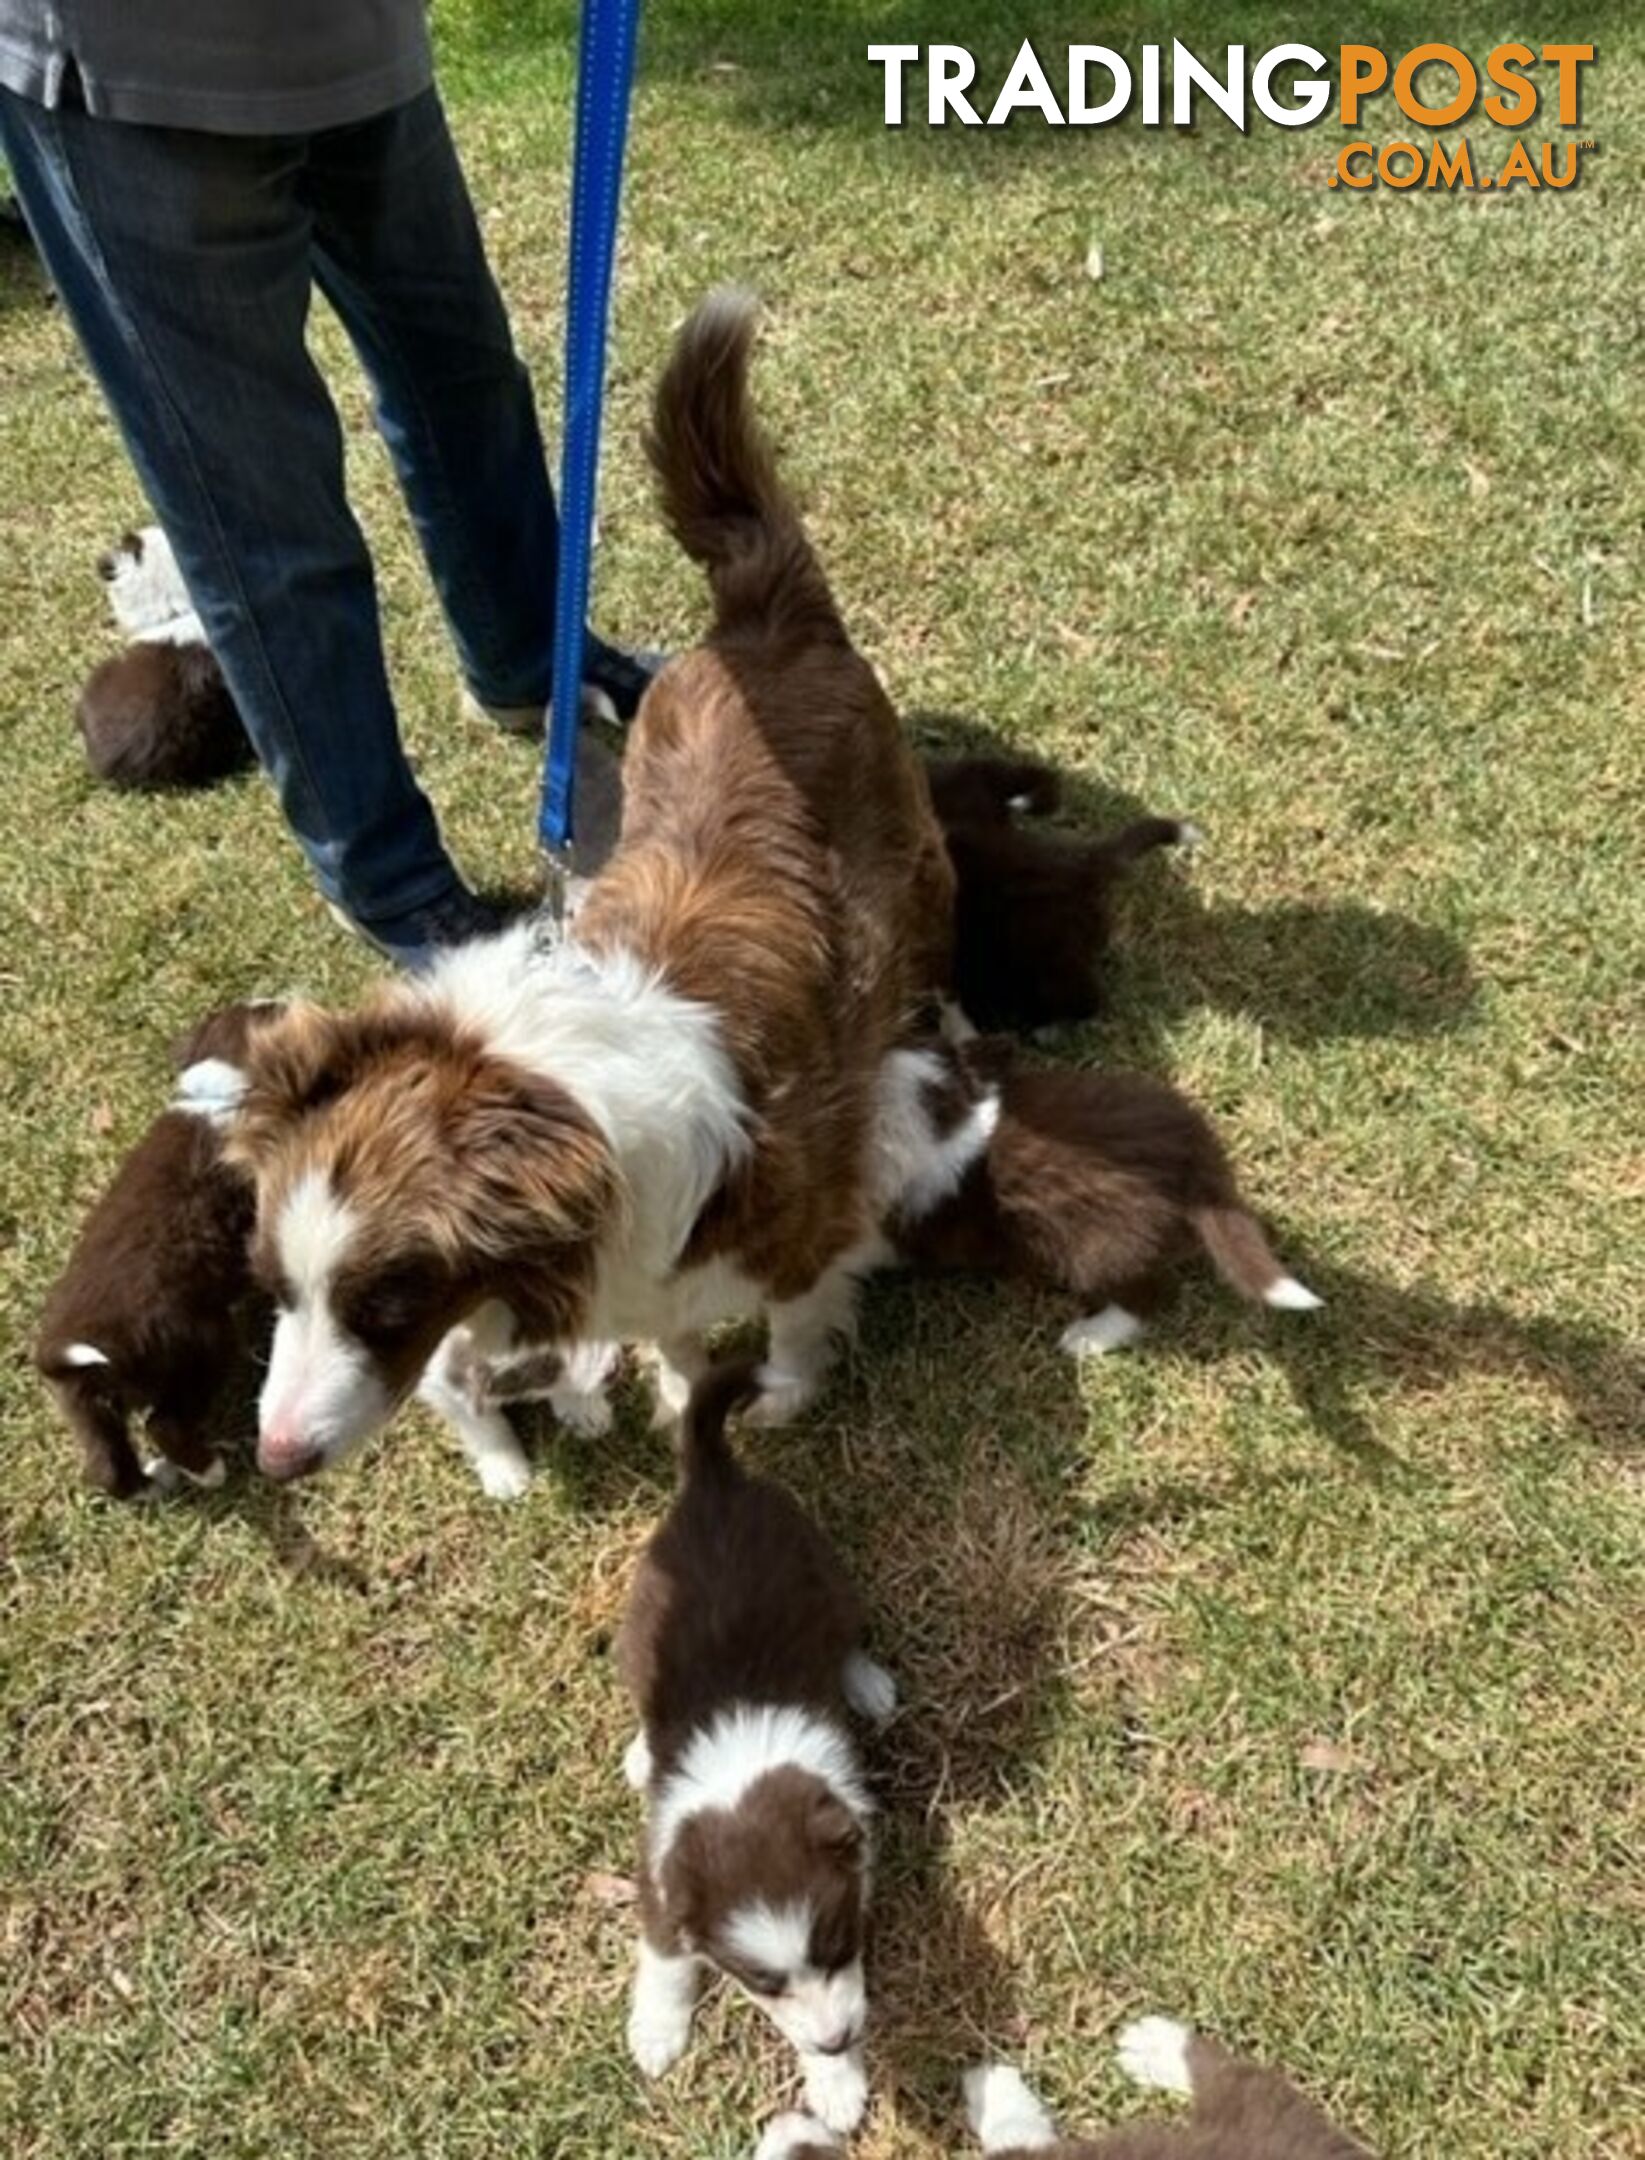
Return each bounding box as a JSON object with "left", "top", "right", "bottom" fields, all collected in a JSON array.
[{"left": 0, "top": 2, "right": 434, "bottom": 133}]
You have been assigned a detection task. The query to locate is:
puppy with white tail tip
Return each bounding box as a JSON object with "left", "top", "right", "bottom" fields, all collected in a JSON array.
[
  {"left": 616, "top": 1356, "right": 895, "bottom": 2135},
  {"left": 964, "top": 2016, "right": 1374, "bottom": 2156},
  {"left": 884, "top": 1039, "right": 1322, "bottom": 1362}
]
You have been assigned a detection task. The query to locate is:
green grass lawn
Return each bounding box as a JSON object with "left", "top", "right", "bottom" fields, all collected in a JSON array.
[{"left": 2, "top": 6, "right": 1641, "bottom": 2155}]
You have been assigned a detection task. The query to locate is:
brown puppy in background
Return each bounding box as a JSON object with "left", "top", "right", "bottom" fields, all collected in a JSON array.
[
  {"left": 884, "top": 1038, "right": 1320, "bottom": 1357},
  {"left": 618, "top": 1356, "right": 895, "bottom": 2135},
  {"left": 34, "top": 1001, "right": 283, "bottom": 1495},
  {"left": 925, "top": 753, "right": 1195, "bottom": 1031},
  {"left": 78, "top": 526, "right": 250, "bottom": 789}
]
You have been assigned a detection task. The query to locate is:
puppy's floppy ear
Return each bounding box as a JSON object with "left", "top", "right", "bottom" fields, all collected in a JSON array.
[{"left": 808, "top": 1793, "right": 864, "bottom": 1859}]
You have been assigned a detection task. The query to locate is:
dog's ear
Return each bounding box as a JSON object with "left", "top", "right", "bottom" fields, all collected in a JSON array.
[
  {"left": 429, "top": 1056, "right": 623, "bottom": 1344},
  {"left": 222, "top": 999, "right": 368, "bottom": 1172},
  {"left": 808, "top": 1794, "right": 864, "bottom": 1860},
  {"left": 167, "top": 998, "right": 287, "bottom": 1072}
]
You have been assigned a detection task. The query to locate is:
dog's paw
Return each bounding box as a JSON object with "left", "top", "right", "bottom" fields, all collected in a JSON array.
[
  {"left": 1116, "top": 2014, "right": 1194, "bottom": 2096},
  {"left": 647, "top": 1355, "right": 694, "bottom": 1430},
  {"left": 1060, "top": 1305, "right": 1145, "bottom": 1358},
  {"left": 962, "top": 2063, "right": 1058, "bottom": 2150},
  {"left": 745, "top": 1365, "right": 816, "bottom": 1428},
  {"left": 474, "top": 1447, "right": 533, "bottom": 1501},
  {"left": 842, "top": 1651, "right": 898, "bottom": 1725},
  {"left": 802, "top": 2047, "right": 867, "bottom": 2135},
  {"left": 755, "top": 2114, "right": 841, "bottom": 2160},
  {"left": 627, "top": 2000, "right": 693, "bottom": 2079},
  {"left": 623, "top": 1730, "right": 654, "bottom": 1791},
  {"left": 552, "top": 1385, "right": 613, "bottom": 1438}
]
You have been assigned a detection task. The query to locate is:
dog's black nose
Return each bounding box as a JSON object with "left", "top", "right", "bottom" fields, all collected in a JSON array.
[{"left": 96, "top": 550, "right": 118, "bottom": 581}]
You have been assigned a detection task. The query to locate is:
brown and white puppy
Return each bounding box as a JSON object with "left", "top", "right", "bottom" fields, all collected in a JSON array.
[
  {"left": 962, "top": 2017, "right": 1374, "bottom": 2158},
  {"left": 225, "top": 288, "right": 954, "bottom": 1492},
  {"left": 927, "top": 753, "right": 1195, "bottom": 1031},
  {"left": 78, "top": 527, "right": 250, "bottom": 789},
  {"left": 924, "top": 752, "right": 1062, "bottom": 829},
  {"left": 34, "top": 1001, "right": 284, "bottom": 1496},
  {"left": 886, "top": 1041, "right": 1320, "bottom": 1357},
  {"left": 617, "top": 1357, "right": 894, "bottom": 2134}
]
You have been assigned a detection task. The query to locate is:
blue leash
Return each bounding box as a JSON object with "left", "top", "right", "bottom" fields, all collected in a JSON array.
[{"left": 539, "top": 0, "right": 645, "bottom": 894}]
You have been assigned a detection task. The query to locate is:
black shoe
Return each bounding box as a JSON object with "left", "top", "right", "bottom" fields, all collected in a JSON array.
[
  {"left": 582, "top": 635, "right": 664, "bottom": 724},
  {"left": 329, "top": 887, "right": 509, "bottom": 973}
]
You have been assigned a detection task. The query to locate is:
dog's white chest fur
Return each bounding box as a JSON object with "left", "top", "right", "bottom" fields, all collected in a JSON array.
[{"left": 426, "top": 925, "right": 753, "bottom": 1330}]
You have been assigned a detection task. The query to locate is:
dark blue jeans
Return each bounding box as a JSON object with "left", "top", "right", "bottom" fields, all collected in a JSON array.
[{"left": 0, "top": 84, "right": 560, "bottom": 934}]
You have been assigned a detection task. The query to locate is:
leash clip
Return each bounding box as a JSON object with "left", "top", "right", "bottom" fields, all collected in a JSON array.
[{"left": 539, "top": 837, "right": 578, "bottom": 934}]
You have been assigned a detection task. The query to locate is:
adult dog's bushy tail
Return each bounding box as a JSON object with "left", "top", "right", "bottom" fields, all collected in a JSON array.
[{"left": 647, "top": 287, "right": 843, "bottom": 644}]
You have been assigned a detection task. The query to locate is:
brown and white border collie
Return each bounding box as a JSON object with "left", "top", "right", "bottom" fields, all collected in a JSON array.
[
  {"left": 878, "top": 1039, "right": 1320, "bottom": 1357},
  {"left": 35, "top": 1002, "right": 284, "bottom": 1496},
  {"left": 224, "top": 288, "right": 954, "bottom": 1492},
  {"left": 751, "top": 2018, "right": 1373, "bottom": 2158},
  {"left": 960, "top": 2018, "right": 1374, "bottom": 2158},
  {"left": 927, "top": 753, "right": 1198, "bottom": 1033},
  {"left": 78, "top": 527, "right": 250, "bottom": 789},
  {"left": 617, "top": 1357, "right": 894, "bottom": 2135}
]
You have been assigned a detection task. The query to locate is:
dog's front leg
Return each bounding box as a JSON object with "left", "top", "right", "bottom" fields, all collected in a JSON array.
[
  {"left": 548, "top": 1337, "right": 619, "bottom": 1437},
  {"left": 645, "top": 1333, "right": 709, "bottom": 1428},
  {"left": 418, "top": 1314, "right": 533, "bottom": 1500},
  {"left": 750, "top": 1256, "right": 867, "bottom": 1426},
  {"left": 627, "top": 1934, "right": 703, "bottom": 2077},
  {"left": 799, "top": 2041, "right": 869, "bottom": 2136}
]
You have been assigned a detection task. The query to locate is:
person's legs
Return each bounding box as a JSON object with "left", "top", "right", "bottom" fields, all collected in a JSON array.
[
  {"left": 0, "top": 87, "right": 475, "bottom": 944},
  {"left": 303, "top": 87, "right": 654, "bottom": 722}
]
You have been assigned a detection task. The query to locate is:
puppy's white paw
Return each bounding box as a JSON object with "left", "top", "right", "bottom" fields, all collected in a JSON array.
[
  {"left": 1060, "top": 1304, "right": 1145, "bottom": 1358},
  {"left": 647, "top": 1354, "right": 694, "bottom": 1430},
  {"left": 552, "top": 1385, "right": 613, "bottom": 1438},
  {"left": 755, "top": 2113, "right": 841, "bottom": 2159},
  {"left": 842, "top": 1651, "right": 898, "bottom": 1725},
  {"left": 802, "top": 2047, "right": 868, "bottom": 2135},
  {"left": 474, "top": 1447, "right": 532, "bottom": 1501},
  {"left": 623, "top": 1730, "right": 653, "bottom": 1791},
  {"left": 963, "top": 2063, "right": 1058, "bottom": 2150},
  {"left": 188, "top": 1455, "right": 227, "bottom": 1490},
  {"left": 627, "top": 2000, "right": 693, "bottom": 2079},
  {"left": 745, "top": 1365, "right": 816, "bottom": 1428},
  {"left": 1116, "top": 2014, "right": 1194, "bottom": 2096}
]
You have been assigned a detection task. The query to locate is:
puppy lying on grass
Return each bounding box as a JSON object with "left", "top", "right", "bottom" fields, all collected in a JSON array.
[
  {"left": 78, "top": 526, "right": 250, "bottom": 789},
  {"left": 755, "top": 2015, "right": 1373, "bottom": 2157},
  {"left": 963, "top": 2017, "right": 1375, "bottom": 2158},
  {"left": 885, "top": 1039, "right": 1320, "bottom": 1358},
  {"left": 617, "top": 1356, "right": 895, "bottom": 2134},
  {"left": 34, "top": 1001, "right": 284, "bottom": 1496}
]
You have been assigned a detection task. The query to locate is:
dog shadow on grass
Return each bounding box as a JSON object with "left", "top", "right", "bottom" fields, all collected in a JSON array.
[{"left": 1157, "top": 1255, "right": 1644, "bottom": 1466}]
